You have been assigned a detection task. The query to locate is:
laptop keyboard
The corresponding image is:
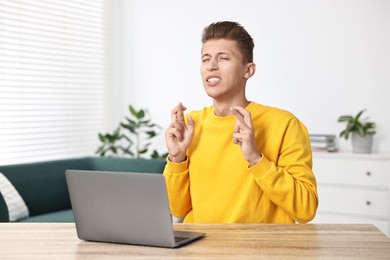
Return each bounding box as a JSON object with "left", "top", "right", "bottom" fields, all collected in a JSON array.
[{"left": 174, "top": 236, "right": 189, "bottom": 243}]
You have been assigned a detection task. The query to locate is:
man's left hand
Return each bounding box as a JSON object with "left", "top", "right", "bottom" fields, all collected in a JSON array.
[{"left": 231, "top": 106, "right": 262, "bottom": 167}]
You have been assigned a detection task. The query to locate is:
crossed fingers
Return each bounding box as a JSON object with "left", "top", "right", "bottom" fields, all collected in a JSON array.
[
  {"left": 231, "top": 106, "right": 253, "bottom": 144},
  {"left": 171, "top": 103, "right": 186, "bottom": 123},
  {"left": 231, "top": 106, "right": 252, "bottom": 127},
  {"left": 169, "top": 103, "right": 187, "bottom": 142}
]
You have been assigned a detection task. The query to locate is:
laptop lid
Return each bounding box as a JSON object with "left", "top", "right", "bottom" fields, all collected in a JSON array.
[{"left": 65, "top": 170, "right": 205, "bottom": 248}]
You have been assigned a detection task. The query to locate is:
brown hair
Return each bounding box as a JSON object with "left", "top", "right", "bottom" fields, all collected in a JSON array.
[{"left": 201, "top": 21, "right": 254, "bottom": 63}]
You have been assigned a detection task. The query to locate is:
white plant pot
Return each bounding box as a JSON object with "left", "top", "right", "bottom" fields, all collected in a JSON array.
[{"left": 351, "top": 133, "right": 373, "bottom": 154}]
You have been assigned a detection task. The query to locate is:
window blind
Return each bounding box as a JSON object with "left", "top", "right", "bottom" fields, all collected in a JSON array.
[{"left": 0, "top": 0, "right": 108, "bottom": 165}]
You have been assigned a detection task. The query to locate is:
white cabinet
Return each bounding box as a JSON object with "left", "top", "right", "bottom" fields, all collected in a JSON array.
[{"left": 311, "top": 153, "right": 390, "bottom": 236}]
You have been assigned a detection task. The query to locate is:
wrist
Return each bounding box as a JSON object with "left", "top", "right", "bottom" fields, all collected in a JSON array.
[
  {"left": 168, "top": 154, "right": 186, "bottom": 163},
  {"left": 248, "top": 153, "right": 262, "bottom": 167}
]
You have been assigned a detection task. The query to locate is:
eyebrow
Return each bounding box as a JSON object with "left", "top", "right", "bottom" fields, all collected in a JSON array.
[{"left": 201, "top": 51, "right": 231, "bottom": 58}]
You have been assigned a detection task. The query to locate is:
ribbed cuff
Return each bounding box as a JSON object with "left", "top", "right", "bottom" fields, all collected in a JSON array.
[
  {"left": 166, "top": 157, "right": 189, "bottom": 174},
  {"left": 248, "top": 154, "right": 273, "bottom": 179}
]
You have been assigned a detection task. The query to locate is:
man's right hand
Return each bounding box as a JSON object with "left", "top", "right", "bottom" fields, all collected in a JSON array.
[{"left": 165, "top": 103, "right": 195, "bottom": 163}]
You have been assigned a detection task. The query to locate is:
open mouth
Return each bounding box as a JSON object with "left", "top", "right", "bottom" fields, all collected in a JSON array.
[{"left": 207, "top": 77, "right": 221, "bottom": 83}]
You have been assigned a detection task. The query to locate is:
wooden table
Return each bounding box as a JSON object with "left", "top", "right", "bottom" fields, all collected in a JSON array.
[{"left": 1, "top": 223, "right": 390, "bottom": 259}]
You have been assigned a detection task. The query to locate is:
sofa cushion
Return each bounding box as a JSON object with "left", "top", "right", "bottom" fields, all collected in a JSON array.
[
  {"left": 0, "top": 172, "right": 29, "bottom": 221},
  {"left": 18, "top": 209, "right": 74, "bottom": 223},
  {"left": 0, "top": 193, "right": 8, "bottom": 221}
]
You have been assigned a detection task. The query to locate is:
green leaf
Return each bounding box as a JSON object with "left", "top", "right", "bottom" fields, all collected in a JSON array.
[
  {"left": 140, "top": 119, "right": 151, "bottom": 125},
  {"left": 137, "top": 109, "right": 145, "bottom": 119},
  {"left": 339, "top": 129, "right": 349, "bottom": 139},
  {"left": 151, "top": 150, "right": 159, "bottom": 159},
  {"left": 139, "top": 148, "right": 148, "bottom": 154},
  {"left": 337, "top": 115, "right": 353, "bottom": 122},
  {"left": 120, "top": 135, "right": 133, "bottom": 144},
  {"left": 152, "top": 123, "right": 162, "bottom": 129},
  {"left": 121, "top": 123, "right": 136, "bottom": 133},
  {"left": 95, "top": 145, "right": 105, "bottom": 155},
  {"left": 98, "top": 133, "right": 106, "bottom": 142},
  {"left": 125, "top": 117, "right": 137, "bottom": 125},
  {"left": 129, "top": 105, "right": 138, "bottom": 117},
  {"left": 355, "top": 109, "right": 366, "bottom": 122},
  {"left": 146, "top": 131, "right": 157, "bottom": 138},
  {"left": 109, "top": 146, "right": 117, "bottom": 154}
]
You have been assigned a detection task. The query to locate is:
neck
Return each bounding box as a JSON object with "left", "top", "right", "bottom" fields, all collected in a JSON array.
[{"left": 213, "top": 98, "right": 250, "bottom": 117}]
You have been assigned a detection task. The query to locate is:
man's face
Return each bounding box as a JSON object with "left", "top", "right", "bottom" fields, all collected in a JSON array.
[{"left": 200, "top": 39, "right": 249, "bottom": 102}]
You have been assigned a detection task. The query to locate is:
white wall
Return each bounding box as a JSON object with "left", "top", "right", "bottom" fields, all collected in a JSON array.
[{"left": 112, "top": 0, "right": 390, "bottom": 154}]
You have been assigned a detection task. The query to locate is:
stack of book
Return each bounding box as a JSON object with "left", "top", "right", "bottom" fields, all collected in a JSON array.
[{"left": 309, "top": 134, "right": 337, "bottom": 152}]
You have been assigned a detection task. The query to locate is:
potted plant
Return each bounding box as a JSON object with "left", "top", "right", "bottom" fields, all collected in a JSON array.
[
  {"left": 96, "top": 105, "right": 168, "bottom": 159},
  {"left": 337, "top": 109, "right": 376, "bottom": 153}
]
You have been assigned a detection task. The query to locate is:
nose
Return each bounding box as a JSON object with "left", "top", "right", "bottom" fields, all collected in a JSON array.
[{"left": 207, "top": 57, "right": 218, "bottom": 71}]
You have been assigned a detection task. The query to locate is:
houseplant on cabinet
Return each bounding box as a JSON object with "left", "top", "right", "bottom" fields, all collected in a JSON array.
[{"left": 337, "top": 109, "right": 376, "bottom": 153}]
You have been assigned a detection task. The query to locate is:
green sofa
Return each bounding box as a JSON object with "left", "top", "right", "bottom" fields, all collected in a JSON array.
[{"left": 0, "top": 157, "right": 166, "bottom": 222}]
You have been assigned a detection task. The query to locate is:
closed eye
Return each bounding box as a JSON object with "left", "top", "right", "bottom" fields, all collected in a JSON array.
[{"left": 219, "top": 55, "right": 230, "bottom": 60}]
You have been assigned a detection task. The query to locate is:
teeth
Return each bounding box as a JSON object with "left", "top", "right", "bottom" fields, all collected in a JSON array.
[{"left": 207, "top": 77, "right": 221, "bottom": 82}]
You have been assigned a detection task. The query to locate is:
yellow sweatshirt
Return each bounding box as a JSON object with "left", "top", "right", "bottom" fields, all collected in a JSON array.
[{"left": 163, "top": 102, "right": 318, "bottom": 223}]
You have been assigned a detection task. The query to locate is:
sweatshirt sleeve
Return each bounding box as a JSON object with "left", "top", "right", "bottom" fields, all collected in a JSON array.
[
  {"left": 162, "top": 158, "right": 192, "bottom": 218},
  {"left": 250, "top": 118, "right": 319, "bottom": 223}
]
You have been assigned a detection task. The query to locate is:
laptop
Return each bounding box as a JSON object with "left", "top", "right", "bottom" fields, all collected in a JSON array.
[{"left": 65, "top": 169, "right": 205, "bottom": 248}]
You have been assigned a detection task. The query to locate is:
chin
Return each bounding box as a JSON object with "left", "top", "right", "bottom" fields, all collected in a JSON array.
[{"left": 204, "top": 89, "right": 220, "bottom": 99}]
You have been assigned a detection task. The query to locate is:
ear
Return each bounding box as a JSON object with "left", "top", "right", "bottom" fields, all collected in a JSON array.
[{"left": 243, "top": 63, "right": 256, "bottom": 79}]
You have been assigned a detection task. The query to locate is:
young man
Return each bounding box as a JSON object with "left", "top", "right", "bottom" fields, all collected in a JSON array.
[{"left": 163, "top": 21, "right": 318, "bottom": 223}]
